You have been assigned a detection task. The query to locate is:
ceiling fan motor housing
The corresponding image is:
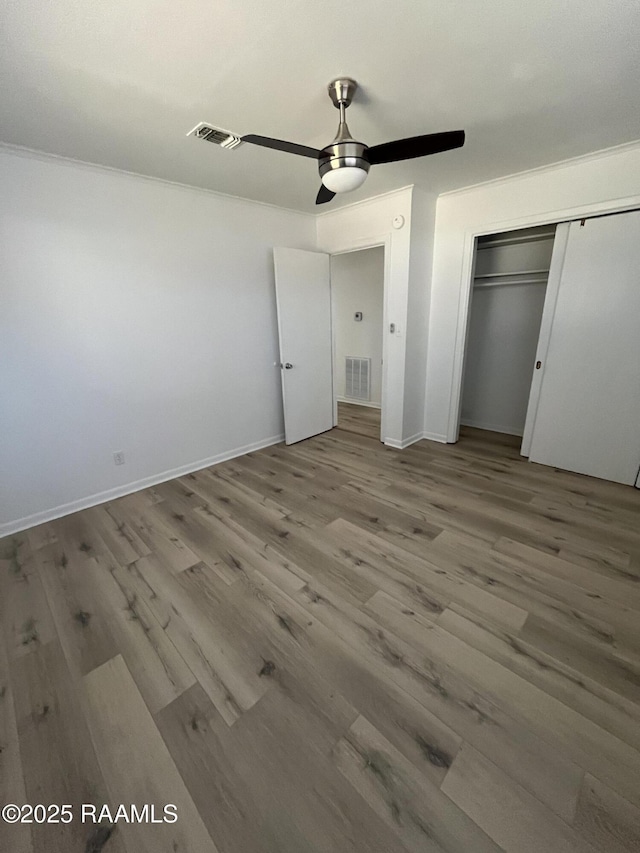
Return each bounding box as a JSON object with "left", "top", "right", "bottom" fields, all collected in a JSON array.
[{"left": 318, "top": 141, "right": 370, "bottom": 182}]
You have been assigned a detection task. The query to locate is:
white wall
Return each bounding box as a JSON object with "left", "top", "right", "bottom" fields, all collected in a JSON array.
[
  {"left": 0, "top": 149, "right": 315, "bottom": 534},
  {"left": 461, "top": 282, "right": 547, "bottom": 435},
  {"left": 404, "top": 187, "right": 437, "bottom": 442},
  {"left": 331, "top": 247, "right": 384, "bottom": 405},
  {"left": 425, "top": 141, "right": 640, "bottom": 441},
  {"left": 8, "top": 139, "right": 640, "bottom": 533},
  {"left": 316, "top": 187, "right": 413, "bottom": 446}
]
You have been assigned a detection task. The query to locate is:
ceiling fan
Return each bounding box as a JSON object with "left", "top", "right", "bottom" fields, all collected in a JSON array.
[{"left": 242, "top": 78, "right": 465, "bottom": 205}]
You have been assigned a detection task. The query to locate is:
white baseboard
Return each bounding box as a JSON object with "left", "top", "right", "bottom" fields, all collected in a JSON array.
[
  {"left": 336, "top": 396, "right": 381, "bottom": 410},
  {"left": 460, "top": 418, "right": 523, "bottom": 437},
  {"left": 383, "top": 431, "right": 424, "bottom": 450},
  {"left": 0, "top": 433, "right": 285, "bottom": 538},
  {"left": 421, "top": 431, "right": 448, "bottom": 444}
]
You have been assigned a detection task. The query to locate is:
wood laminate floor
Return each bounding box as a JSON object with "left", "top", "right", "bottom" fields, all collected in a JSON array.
[
  {"left": 2, "top": 424, "right": 640, "bottom": 853},
  {"left": 337, "top": 401, "right": 381, "bottom": 439}
]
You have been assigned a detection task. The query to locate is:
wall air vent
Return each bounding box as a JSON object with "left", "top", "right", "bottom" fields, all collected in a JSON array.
[
  {"left": 186, "top": 122, "right": 244, "bottom": 149},
  {"left": 345, "top": 357, "right": 371, "bottom": 402}
]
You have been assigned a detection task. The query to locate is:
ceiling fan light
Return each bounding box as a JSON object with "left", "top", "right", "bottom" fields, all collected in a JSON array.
[{"left": 321, "top": 166, "right": 368, "bottom": 193}]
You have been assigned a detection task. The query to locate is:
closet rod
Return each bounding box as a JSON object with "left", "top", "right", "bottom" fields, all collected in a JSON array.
[
  {"left": 474, "top": 269, "right": 549, "bottom": 280},
  {"left": 473, "top": 277, "right": 548, "bottom": 289}
]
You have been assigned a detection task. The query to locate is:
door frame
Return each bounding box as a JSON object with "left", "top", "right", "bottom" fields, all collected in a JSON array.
[
  {"left": 447, "top": 194, "right": 640, "bottom": 444},
  {"left": 330, "top": 236, "right": 391, "bottom": 442}
]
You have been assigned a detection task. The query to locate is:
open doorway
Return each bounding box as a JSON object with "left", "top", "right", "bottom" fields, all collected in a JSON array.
[
  {"left": 459, "top": 224, "right": 556, "bottom": 452},
  {"left": 330, "top": 246, "right": 385, "bottom": 441}
]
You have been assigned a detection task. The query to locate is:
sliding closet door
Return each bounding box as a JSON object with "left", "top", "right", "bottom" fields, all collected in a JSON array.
[{"left": 529, "top": 211, "right": 640, "bottom": 485}]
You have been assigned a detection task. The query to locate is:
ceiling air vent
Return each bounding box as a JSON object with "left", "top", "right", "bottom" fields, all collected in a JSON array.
[{"left": 186, "top": 122, "right": 243, "bottom": 149}]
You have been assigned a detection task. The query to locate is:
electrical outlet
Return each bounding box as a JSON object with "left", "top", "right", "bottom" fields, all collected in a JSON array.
[{"left": 113, "top": 451, "right": 125, "bottom": 466}]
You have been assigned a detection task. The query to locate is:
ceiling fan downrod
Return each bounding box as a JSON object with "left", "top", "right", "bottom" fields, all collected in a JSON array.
[{"left": 319, "top": 78, "right": 370, "bottom": 192}]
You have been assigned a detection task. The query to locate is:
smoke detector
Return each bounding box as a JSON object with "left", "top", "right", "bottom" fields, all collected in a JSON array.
[{"left": 186, "top": 122, "right": 243, "bottom": 150}]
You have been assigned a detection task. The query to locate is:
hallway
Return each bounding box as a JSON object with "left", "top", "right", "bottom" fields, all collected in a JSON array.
[{"left": 336, "top": 401, "right": 381, "bottom": 440}]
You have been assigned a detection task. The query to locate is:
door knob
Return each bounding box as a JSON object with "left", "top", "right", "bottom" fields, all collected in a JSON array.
[{"left": 284, "top": 363, "right": 293, "bottom": 369}]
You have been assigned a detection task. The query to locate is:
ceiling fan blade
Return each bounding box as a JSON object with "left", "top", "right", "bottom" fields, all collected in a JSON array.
[
  {"left": 316, "top": 185, "right": 336, "bottom": 205},
  {"left": 242, "top": 134, "right": 323, "bottom": 159},
  {"left": 367, "top": 130, "right": 465, "bottom": 165}
]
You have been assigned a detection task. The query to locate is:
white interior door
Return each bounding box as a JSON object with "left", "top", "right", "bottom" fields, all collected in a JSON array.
[
  {"left": 528, "top": 211, "right": 640, "bottom": 485},
  {"left": 521, "top": 222, "right": 569, "bottom": 456},
  {"left": 274, "top": 247, "right": 333, "bottom": 445}
]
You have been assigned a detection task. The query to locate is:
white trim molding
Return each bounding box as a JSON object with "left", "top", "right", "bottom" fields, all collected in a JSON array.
[
  {"left": 384, "top": 431, "right": 424, "bottom": 450},
  {"left": 0, "top": 433, "right": 285, "bottom": 538},
  {"left": 316, "top": 185, "right": 415, "bottom": 219},
  {"left": 439, "top": 139, "right": 640, "bottom": 199},
  {"left": 336, "top": 396, "right": 381, "bottom": 409},
  {"left": 421, "top": 431, "right": 448, "bottom": 444},
  {"left": 0, "top": 142, "right": 315, "bottom": 219}
]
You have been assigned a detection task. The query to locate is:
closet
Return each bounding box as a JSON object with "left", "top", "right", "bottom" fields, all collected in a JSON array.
[
  {"left": 459, "top": 211, "right": 640, "bottom": 487},
  {"left": 461, "top": 224, "right": 556, "bottom": 438}
]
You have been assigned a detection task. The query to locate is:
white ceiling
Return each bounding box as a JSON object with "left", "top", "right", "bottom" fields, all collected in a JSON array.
[{"left": 2, "top": 0, "right": 639, "bottom": 212}]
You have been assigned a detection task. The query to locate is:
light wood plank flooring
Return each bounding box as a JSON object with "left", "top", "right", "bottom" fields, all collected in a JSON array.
[
  {"left": 1, "top": 425, "right": 640, "bottom": 853},
  {"left": 337, "top": 401, "right": 381, "bottom": 439}
]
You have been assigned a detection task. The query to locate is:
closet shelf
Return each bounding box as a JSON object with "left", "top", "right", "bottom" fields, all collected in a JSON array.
[{"left": 477, "top": 231, "right": 556, "bottom": 249}]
